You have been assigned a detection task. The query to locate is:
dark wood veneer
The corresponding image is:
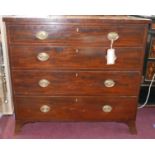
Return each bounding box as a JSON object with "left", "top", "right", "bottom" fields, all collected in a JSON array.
[
  {"left": 15, "top": 96, "right": 137, "bottom": 121},
  {"left": 12, "top": 70, "right": 141, "bottom": 96},
  {"left": 10, "top": 46, "right": 144, "bottom": 70},
  {"left": 7, "top": 24, "right": 145, "bottom": 46}
]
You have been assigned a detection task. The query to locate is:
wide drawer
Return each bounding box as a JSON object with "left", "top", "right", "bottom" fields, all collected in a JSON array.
[
  {"left": 12, "top": 71, "right": 141, "bottom": 96},
  {"left": 15, "top": 96, "right": 137, "bottom": 121},
  {"left": 7, "top": 24, "right": 145, "bottom": 46},
  {"left": 10, "top": 46, "right": 143, "bottom": 70}
]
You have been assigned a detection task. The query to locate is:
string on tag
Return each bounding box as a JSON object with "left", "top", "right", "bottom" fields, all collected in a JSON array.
[{"left": 110, "top": 39, "right": 114, "bottom": 49}]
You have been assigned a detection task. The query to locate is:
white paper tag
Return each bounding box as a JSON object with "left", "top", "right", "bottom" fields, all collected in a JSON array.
[{"left": 106, "top": 48, "right": 117, "bottom": 65}]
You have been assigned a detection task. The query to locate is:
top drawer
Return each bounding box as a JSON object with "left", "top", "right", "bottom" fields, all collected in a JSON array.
[{"left": 7, "top": 24, "right": 146, "bottom": 47}]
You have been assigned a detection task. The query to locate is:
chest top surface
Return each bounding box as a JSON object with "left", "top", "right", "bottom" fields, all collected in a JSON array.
[{"left": 3, "top": 15, "right": 151, "bottom": 24}]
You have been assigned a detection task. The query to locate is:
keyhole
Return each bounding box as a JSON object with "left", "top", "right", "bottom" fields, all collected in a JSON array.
[
  {"left": 75, "top": 98, "right": 78, "bottom": 103},
  {"left": 75, "top": 49, "right": 79, "bottom": 53},
  {"left": 76, "top": 28, "right": 79, "bottom": 32}
]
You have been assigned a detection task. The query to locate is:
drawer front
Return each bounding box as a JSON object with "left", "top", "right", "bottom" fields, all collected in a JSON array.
[
  {"left": 10, "top": 46, "right": 143, "bottom": 70},
  {"left": 12, "top": 71, "right": 141, "bottom": 96},
  {"left": 15, "top": 96, "right": 137, "bottom": 121},
  {"left": 7, "top": 24, "right": 145, "bottom": 46}
]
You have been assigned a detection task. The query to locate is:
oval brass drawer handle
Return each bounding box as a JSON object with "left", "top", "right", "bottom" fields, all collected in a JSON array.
[
  {"left": 36, "top": 31, "right": 48, "bottom": 40},
  {"left": 38, "top": 79, "right": 50, "bottom": 88},
  {"left": 107, "top": 32, "right": 119, "bottom": 41},
  {"left": 37, "top": 52, "right": 49, "bottom": 61},
  {"left": 104, "top": 79, "right": 115, "bottom": 88},
  {"left": 40, "top": 105, "right": 50, "bottom": 113},
  {"left": 102, "top": 105, "right": 112, "bottom": 113}
]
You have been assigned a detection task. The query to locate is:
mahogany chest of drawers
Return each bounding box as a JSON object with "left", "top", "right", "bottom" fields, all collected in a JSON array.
[{"left": 3, "top": 16, "right": 150, "bottom": 134}]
